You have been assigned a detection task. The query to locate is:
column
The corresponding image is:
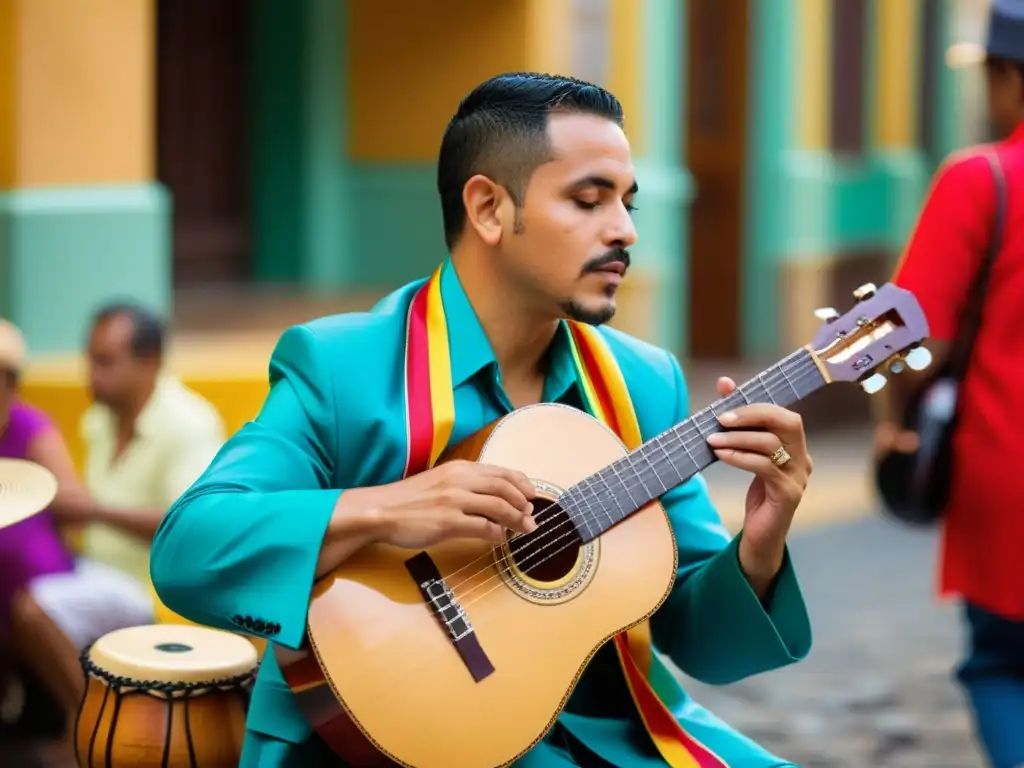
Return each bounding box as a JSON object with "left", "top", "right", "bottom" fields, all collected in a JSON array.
[
  {"left": 249, "top": 0, "right": 349, "bottom": 288},
  {"left": 0, "top": 0, "right": 169, "bottom": 353},
  {"left": 744, "top": 0, "right": 806, "bottom": 356},
  {"left": 608, "top": 0, "right": 692, "bottom": 357},
  {"left": 932, "top": 0, "right": 967, "bottom": 162},
  {"left": 872, "top": 0, "right": 928, "bottom": 256}
]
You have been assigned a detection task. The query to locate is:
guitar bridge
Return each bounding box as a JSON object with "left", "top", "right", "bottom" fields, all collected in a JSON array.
[
  {"left": 404, "top": 551, "right": 495, "bottom": 682},
  {"left": 422, "top": 578, "right": 474, "bottom": 641}
]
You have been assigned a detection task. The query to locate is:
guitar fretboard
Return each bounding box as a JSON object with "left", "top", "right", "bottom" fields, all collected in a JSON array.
[{"left": 562, "top": 348, "right": 826, "bottom": 541}]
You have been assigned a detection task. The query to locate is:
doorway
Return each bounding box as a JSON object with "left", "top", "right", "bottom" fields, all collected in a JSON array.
[
  {"left": 685, "top": 0, "right": 748, "bottom": 358},
  {"left": 156, "top": 0, "right": 252, "bottom": 286}
]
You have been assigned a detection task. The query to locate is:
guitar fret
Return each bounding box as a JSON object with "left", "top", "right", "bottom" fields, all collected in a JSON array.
[
  {"left": 655, "top": 437, "right": 680, "bottom": 475},
  {"left": 780, "top": 365, "right": 799, "bottom": 398},
  {"left": 576, "top": 481, "right": 608, "bottom": 533},
  {"left": 607, "top": 463, "right": 638, "bottom": 507},
  {"left": 678, "top": 429, "right": 701, "bottom": 466}
]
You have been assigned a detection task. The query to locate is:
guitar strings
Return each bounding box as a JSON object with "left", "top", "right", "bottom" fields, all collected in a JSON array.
[
  {"left": 318, "top": 366, "right": 829, "bottom": 705},
  {"left": 440, "top": 353, "right": 814, "bottom": 600},
  {"left": 438, "top": 351, "right": 816, "bottom": 600},
  {"left": 444, "top": 361, "right": 822, "bottom": 615}
]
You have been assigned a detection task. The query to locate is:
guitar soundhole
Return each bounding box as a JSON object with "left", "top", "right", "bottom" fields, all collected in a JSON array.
[{"left": 506, "top": 500, "right": 582, "bottom": 584}]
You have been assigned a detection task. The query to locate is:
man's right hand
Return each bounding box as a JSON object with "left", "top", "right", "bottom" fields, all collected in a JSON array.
[{"left": 346, "top": 460, "right": 539, "bottom": 550}]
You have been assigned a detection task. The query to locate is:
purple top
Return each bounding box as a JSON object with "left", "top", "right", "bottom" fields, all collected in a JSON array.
[{"left": 0, "top": 402, "right": 75, "bottom": 620}]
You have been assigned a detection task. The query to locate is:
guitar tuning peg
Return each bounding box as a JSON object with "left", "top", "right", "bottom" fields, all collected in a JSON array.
[
  {"left": 860, "top": 372, "right": 888, "bottom": 394},
  {"left": 813, "top": 307, "right": 840, "bottom": 323},
  {"left": 904, "top": 346, "right": 933, "bottom": 371},
  {"left": 852, "top": 283, "right": 877, "bottom": 302}
]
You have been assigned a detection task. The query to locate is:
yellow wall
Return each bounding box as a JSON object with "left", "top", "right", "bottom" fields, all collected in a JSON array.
[
  {"left": 875, "top": 0, "right": 919, "bottom": 148},
  {"left": 21, "top": 373, "right": 269, "bottom": 475},
  {"left": 348, "top": 0, "right": 576, "bottom": 161},
  {"left": 607, "top": 0, "right": 643, "bottom": 155},
  {"left": 0, "top": 0, "right": 153, "bottom": 188},
  {"left": 796, "top": 0, "right": 831, "bottom": 150},
  {"left": 0, "top": 1, "right": 16, "bottom": 187}
]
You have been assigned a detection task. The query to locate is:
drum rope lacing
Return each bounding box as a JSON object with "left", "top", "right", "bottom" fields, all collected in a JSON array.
[
  {"left": 76, "top": 644, "right": 258, "bottom": 768},
  {"left": 78, "top": 645, "right": 259, "bottom": 696}
]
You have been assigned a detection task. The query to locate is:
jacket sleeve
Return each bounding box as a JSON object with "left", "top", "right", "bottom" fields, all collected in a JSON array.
[
  {"left": 150, "top": 325, "right": 342, "bottom": 650},
  {"left": 649, "top": 353, "right": 812, "bottom": 685}
]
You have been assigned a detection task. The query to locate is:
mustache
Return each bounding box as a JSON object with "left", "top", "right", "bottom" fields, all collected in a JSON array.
[{"left": 581, "top": 249, "right": 631, "bottom": 275}]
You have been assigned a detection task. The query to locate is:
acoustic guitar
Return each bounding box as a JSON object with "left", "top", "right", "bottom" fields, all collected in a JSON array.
[{"left": 276, "top": 282, "right": 930, "bottom": 768}]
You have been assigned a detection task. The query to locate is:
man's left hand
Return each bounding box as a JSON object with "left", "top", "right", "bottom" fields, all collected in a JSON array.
[{"left": 705, "top": 376, "right": 812, "bottom": 591}]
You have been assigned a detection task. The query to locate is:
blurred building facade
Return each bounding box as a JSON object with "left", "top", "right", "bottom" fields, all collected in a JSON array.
[{"left": 0, "top": 0, "right": 968, "bottom": 365}]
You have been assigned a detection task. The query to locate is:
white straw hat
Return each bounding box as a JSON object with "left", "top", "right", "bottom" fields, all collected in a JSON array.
[
  {"left": 0, "top": 319, "right": 26, "bottom": 375},
  {"left": 0, "top": 459, "right": 58, "bottom": 529}
]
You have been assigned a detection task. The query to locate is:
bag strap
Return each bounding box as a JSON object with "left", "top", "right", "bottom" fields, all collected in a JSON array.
[{"left": 947, "top": 150, "right": 1008, "bottom": 379}]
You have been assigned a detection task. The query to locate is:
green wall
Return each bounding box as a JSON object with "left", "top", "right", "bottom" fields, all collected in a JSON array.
[
  {"left": 0, "top": 183, "right": 170, "bottom": 353},
  {"left": 636, "top": 0, "right": 693, "bottom": 359},
  {"left": 743, "top": 0, "right": 795, "bottom": 357},
  {"left": 250, "top": 0, "right": 350, "bottom": 289}
]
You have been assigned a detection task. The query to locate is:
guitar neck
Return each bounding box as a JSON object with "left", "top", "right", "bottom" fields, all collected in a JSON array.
[{"left": 563, "top": 347, "right": 828, "bottom": 542}]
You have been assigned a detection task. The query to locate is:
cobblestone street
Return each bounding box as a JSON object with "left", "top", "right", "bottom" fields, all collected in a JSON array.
[{"left": 675, "top": 514, "right": 982, "bottom": 768}]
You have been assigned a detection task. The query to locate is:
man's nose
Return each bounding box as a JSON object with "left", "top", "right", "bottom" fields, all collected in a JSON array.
[{"left": 605, "top": 206, "right": 638, "bottom": 249}]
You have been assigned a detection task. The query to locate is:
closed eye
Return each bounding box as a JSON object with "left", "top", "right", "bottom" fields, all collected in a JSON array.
[{"left": 573, "top": 199, "right": 638, "bottom": 213}]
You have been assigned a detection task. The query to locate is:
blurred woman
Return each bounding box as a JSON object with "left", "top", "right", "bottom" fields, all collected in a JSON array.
[
  {"left": 0, "top": 318, "right": 132, "bottom": 765},
  {"left": 0, "top": 319, "right": 82, "bottom": 761}
]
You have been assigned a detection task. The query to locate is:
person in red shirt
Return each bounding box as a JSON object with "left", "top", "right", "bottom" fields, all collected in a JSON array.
[{"left": 876, "top": 3, "right": 1024, "bottom": 766}]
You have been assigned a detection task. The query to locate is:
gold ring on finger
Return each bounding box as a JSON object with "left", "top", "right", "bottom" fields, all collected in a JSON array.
[{"left": 771, "top": 446, "right": 792, "bottom": 468}]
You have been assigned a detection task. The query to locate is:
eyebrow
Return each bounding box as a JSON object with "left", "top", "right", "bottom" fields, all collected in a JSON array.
[{"left": 569, "top": 175, "right": 639, "bottom": 195}]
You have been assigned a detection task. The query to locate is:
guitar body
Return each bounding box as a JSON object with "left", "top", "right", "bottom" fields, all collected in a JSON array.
[{"left": 277, "top": 403, "right": 679, "bottom": 768}]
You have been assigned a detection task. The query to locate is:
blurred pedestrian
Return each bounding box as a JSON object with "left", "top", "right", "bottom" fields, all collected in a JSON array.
[{"left": 875, "top": 3, "right": 1024, "bottom": 766}]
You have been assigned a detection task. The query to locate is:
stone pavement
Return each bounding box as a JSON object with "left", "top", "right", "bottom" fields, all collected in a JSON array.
[
  {"left": 685, "top": 424, "right": 983, "bottom": 767},
  {"left": 671, "top": 514, "right": 982, "bottom": 768}
]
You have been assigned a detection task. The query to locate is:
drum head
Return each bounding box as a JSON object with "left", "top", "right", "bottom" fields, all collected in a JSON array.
[
  {"left": 88, "top": 624, "right": 259, "bottom": 684},
  {"left": 0, "top": 459, "right": 58, "bottom": 530}
]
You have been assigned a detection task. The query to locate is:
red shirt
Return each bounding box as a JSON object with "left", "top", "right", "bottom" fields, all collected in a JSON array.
[{"left": 893, "top": 122, "right": 1024, "bottom": 620}]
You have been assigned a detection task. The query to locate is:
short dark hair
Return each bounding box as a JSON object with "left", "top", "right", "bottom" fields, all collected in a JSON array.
[
  {"left": 437, "top": 72, "right": 624, "bottom": 250},
  {"left": 92, "top": 301, "right": 166, "bottom": 360}
]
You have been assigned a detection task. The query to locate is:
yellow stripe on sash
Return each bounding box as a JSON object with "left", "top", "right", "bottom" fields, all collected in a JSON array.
[{"left": 424, "top": 270, "right": 455, "bottom": 467}]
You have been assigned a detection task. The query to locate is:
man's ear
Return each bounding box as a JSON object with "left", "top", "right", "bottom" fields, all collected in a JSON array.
[{"left": 463, "top": 175, "right": 513, "bottom": 246}]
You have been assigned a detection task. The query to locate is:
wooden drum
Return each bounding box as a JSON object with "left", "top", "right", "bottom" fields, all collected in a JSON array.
[{"left": 75, "top": 624, "right": 259, "bottom": 767}]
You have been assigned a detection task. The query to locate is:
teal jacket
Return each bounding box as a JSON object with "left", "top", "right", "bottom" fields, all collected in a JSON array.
[{"left": 150, "top": 261, "right": 812, "bottom": 767}]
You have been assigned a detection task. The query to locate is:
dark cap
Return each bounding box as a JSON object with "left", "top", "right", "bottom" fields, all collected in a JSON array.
[{"left": 948, "top": 0, "right": 1024, "bottom": 69}]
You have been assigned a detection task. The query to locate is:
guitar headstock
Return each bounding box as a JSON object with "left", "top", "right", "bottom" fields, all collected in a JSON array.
[{"left": 808, "top": 282, "right": 931, "bottom": 394}]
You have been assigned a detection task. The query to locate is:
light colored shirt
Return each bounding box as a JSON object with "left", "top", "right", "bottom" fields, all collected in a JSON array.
[{"left": 80, "top": 375, "right": 224, "bottom": 587}]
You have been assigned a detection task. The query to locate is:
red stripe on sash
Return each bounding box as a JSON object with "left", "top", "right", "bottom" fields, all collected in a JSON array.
[{"left": 403, "top": 283, "right": 434, "bottom": 477}]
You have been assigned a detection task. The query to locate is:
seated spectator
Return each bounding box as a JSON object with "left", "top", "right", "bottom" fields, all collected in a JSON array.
[
  {"left": 0, "top": 318, "right": 150, "bottom": 765},
  {"left": 77, "top": 302, "right": 225, "bottom": 622}
]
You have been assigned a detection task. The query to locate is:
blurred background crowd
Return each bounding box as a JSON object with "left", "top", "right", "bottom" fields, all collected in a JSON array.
[{"left": 0, "top": 0, "right": 1012, "bottom": 766}]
